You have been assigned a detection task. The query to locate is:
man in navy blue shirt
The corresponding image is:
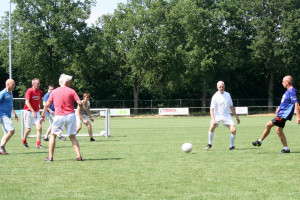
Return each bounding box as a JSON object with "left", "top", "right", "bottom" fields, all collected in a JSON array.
[
  {"left": 252, "top": 75, "right": 300, "bottom": 153},
  {"left": 43, "top": 85, "right": 65, "bottom": 141},
  {"left": 0, "top": 79, "right": 18, "bottom": 155}
]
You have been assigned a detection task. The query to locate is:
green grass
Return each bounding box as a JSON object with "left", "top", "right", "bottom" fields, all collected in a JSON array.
[{"left": 1, "top": 116, "right": 300, "bottom": 199}]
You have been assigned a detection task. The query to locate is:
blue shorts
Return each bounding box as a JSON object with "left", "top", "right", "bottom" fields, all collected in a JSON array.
[{"left": 0, "top": 116, "right": 14, "bottom": 133}]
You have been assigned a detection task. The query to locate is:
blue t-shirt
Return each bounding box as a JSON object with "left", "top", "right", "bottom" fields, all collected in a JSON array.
[
  {"left": 0, "top": 88, "right": 13, "bottom": 118},
  {"left": 277, "top": 87, "right": 298, "bottom": 120},
  {"left": 43, "top": 92, "right": 55, "bottom": 115}
]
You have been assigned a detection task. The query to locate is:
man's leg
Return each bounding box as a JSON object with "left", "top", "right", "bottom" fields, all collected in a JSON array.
[
  {"left": 252, "top": 120, "right": 275, "bottom": 146},
  {"left": 36, "top": 123, "right": 43, "bottom": 147},
  {"left": 69, "top": 135, "right": 81, "bottom": 158},
  {"left": 276, "top": 127, "right": 288, "bottom": 147},
  {"left": 229, "top": 125, "right": 236, "bottom": 149},
  {"left": 48, "top": 134, "right": 56, "bottom": 158},
  {"left": 1, "top": 130, "right": 15, "bottom": 147}
]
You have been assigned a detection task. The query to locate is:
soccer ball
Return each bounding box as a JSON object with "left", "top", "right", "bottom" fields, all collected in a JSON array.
[{"left": 182, "top": 143, "right": 192, "bottom": 153}]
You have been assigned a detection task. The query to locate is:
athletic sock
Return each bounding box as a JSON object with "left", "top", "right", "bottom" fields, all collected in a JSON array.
[
  {"left": 208, "top": 132, "right": 214, "bottom": 145},
  {"left": 22, "top": 139, "right": 26, "bottom": 144},
  {"left": 37, "top": 141, "right": 41, "bottom": 146},
  {"left": 230, "top": 133, "right": 236, "bottom": 147},
  {"left": 258, "top": 139, "right": 263, "bottom": 144},
  {"left": 284, "top": 147, "right": 289, "bottom": 150}
]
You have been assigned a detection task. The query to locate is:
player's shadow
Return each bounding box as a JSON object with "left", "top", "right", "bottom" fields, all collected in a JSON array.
[{"left": 71, "top": 157, "right": 122, "bottom": 161}]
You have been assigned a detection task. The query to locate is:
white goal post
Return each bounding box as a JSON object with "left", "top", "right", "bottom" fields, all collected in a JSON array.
[{"left": 21, "top": 108, "right": 111, "bottom": 138}]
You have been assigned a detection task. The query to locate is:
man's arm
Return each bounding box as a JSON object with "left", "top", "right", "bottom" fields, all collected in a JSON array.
[
  {"left": 40, "top": 101, "right": 51, "bottom": 123},
  {"left": 295, "top": 102, "right": 300, "bottom": 124},
  {"left": 12, "top": 108, "right": 18, "bottom": 122},
  {"left": 230, "top": 106, "right": 240, "bottom": 124}
]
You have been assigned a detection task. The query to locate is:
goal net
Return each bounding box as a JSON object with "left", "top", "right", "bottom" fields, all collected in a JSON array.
[{"left": 21, "top": 108, "right": 111, "bottom": 138}]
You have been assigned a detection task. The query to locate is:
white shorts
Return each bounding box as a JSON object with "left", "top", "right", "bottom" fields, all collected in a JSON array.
[
  {"left": 52, "top": 113, "right": 77, "bottom": 136},
  {"left": 212, "top": 114, "right": 235, "bottom": 127},
  {"left": 76, "top": 114, "right": 89, "bottom": 124},
  {"left": 0, "top": 116, "right": 14, "bottom": 133},
  {"left": 46, "top": 114, "right": 55, "bottom": 125},
  {"left": 24, "top": 110, "right": 41, "bottom": 128}
]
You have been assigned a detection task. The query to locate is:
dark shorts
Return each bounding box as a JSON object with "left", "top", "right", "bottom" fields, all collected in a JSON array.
[{"left": 271, "top": 117, "right": 287, "bottom": 128}]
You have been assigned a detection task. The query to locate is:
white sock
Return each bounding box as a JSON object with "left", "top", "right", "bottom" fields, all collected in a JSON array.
[
  {"left": 208, "top": 132, "right": 214, "bottom": 145},
  {"left": 284, "top": 147, "right": 289, "bottom": 150},
  {"left": 258, "top": 139, "right": 263, "bottom": 143},
  {"left": 230, "top": 133, "right": 236, "bottom": 147}
]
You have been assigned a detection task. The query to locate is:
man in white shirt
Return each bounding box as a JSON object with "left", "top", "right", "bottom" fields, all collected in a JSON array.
[{"left": 205, "top": 81, "right": 240, "bottom": 150}]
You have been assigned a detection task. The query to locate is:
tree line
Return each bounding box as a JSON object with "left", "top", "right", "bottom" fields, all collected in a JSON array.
[{"left": 0, "top": 0, "right": 300, "bottom": 113}]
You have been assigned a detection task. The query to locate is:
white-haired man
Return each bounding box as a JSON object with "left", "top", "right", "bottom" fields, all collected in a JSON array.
[
  {"left": 205, "top": 81, "right": 240, "bottom": 150},
  {"left": 22, "top": 78, "right": 44, "bottom": 149},
  {"left": 41, "top": 74, "right": 84, "bottom": 162},
  {"left": 252, "top": 75, "right": 300, "bottom": 153},
  {"left": 0, "top": 79, "right": 18, "bottom": 155}
]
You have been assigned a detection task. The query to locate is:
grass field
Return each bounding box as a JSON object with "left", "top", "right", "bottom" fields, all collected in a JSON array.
[{"left": 1, "top": 116, "right": 300, "bottom": 199}]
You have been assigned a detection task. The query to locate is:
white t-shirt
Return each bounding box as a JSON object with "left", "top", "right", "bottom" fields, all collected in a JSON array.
[
  {"left": 210, "top": 91, "right": 233, "bottom": 116},
  {"left": 78, "top": 100, "right": 90, "bottom": 115}
]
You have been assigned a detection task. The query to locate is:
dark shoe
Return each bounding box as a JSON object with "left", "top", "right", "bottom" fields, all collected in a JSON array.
[
  {"left": 44, "top": 157, "right": 53, "bottom": 162},
  {"left": 205, "top": 144, "right": 212, "bottom": 150},
  {"left": 75, "top": 156, "right": 83, "bottom": 161},
  {"left": 0, "top": 146, "right": 8, "bottom": 155},
  {"left": 229, "top": 146, "right": 235, "bottom": 150},
  {"left": 36, "top": 145, "right": 45, "bottom": 149},
  {"left": 280, "top": 149, "right": 290, "bottom": 153},
  {"left": 90, "top": 138, "right": 96, "bottom": 142},
  {"left": 23, "top": 143, "right": 29, "bottom": 148},
  {"left": 43, "top": 138, "right": 49, "bottom": 141},
  {"left": 252, "top": 140, "right": 262, "bottom": 147},
  {"left": 58, "top": 136, "right": 66, "bottom": 141}
]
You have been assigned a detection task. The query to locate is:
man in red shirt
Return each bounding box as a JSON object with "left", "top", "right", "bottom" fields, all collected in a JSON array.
[
  {"left": 22, "top": 78, "right": 44, "bottom": 149},
  {"left": 41, "top": 74, "right": 83, "bottom": 162}
]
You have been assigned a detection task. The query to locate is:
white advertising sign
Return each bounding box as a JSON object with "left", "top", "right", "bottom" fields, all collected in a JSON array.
[
  {"left": 159, "top": 108, "right": 189, "bottom": 116},
  {"left": 100, "top": 109, "right": 130, "bottom": 116}
]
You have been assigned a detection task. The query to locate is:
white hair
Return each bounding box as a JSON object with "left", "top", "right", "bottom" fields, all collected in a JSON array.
[{"left": 59, "top": 74, "right": 72, "bottom": 86}]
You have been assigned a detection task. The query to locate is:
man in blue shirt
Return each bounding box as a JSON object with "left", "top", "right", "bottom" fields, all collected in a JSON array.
[
  {"left": 0, "top": 79, "right": 18, "bottom": 155},
  {"left": 252, "top": 75, "right": 300, "bottom": 153}
]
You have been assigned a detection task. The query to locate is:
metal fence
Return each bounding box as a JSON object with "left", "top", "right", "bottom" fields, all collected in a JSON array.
[{"left": 13, "top": 98, "right": 281, "bottom": 115}]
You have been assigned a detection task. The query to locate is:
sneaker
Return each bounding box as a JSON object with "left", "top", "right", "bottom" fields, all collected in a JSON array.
[
  {"left": 280, "top": 149, "right": 290, "bottom": 153},
  {"left": 205, "top": 144, "right": 212, "bottom": 150},
  {"left": 43, "top": 138, "right": 49, "bottom": 141},
  {"left": 44, "top": 157, "right": 53, "bottom": 162},
  {"left": 36, "top": 145, "right": 45, "bottom": 149},
  {"left": 0, "top": 146, "right": 8, "bottom": 155},
  {"left": 75, "top": 156, "right": 83, "bottom": 161},
  {"left": 23, "top": 143, "right": 29, "bottom": 148},
  {"left": 229, "top": 146, "right": 235, "bottom": 150},
  {"left": 58, "top": 136, "right": 66, "bottom": 141},
  {"left": 90, "top": 138, "right": 96, "bottom": 142},
  {"left": 252, "top": 140, "right": 262, "bottom": 147}
]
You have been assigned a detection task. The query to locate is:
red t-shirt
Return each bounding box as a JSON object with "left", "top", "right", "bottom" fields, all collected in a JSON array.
[
  {"left": 24, "top": 88, "right": 43, "bottom": 112},
  {"left": 48, "top": 87, "right": 79, "bottom": 116}
]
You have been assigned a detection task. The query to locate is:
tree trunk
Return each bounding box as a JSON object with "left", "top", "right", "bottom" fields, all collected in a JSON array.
[
  {"left": 201, "top": 89, "right": 207, "bottom": 112},
  {"left": 268, "top": 70, "right": 275, "bottom": 112},
  {"left": 133, "top": 84, "right": 140, "bottom": 115}
]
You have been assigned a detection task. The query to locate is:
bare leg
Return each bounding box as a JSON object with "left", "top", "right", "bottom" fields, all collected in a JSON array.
[
  {"left": 1, "top": 130, "right": 15, "bottom": 146},
  {"left": 76, "top": 122, "right": 82, "bottom": 134},
  {"left": 48, "top": 134, "right": 56, "bottom": 158},
  {"left": 23, "top": 128, "right": 31, "bottom": 140},
  {"left": 276, "top": 127, "right": 288, "bottom": 147},
  {"left": 36, "top": 124, "right": 42, "bottom": 142},
  {"left": 69, "top": 135, "right": 81, "bottom": 158},
  {"left": 260, "top": 121, "right": 275, "bottom": 140},
  {"left": 86, "top": 122, "right": 93, "bottom": 138}
]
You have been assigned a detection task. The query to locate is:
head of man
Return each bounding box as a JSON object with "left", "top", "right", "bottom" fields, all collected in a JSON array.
[
  {"left": 83, "top": 93, "right": 90, "bottom": 101},
  {"left": 282, "top": 75, "right": 293, "bottom": 89},
  {"left": 32, "top": 78, "right": 40, "bottom": 90},
  {"left": 59, "top": 74, "right": 72, "bottom": 87},
  {"left": 217, "top": 81, "right": 225, "bottom": 94},
  {"left": 6, "top": 79, "right": 16, "bottom": 92},
  {"left": 48, "top": 85, "right": 54, "bottom": 93}
]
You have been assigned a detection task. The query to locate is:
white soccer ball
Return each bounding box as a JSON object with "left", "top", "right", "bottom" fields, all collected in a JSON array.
[{"left": 182, "top": 143, "right": 192, "bottom": 153}]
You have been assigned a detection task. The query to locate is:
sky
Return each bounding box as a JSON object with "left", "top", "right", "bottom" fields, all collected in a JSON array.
[{"left": 0, "top": 0, "right": 127, "bottom": 25}]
